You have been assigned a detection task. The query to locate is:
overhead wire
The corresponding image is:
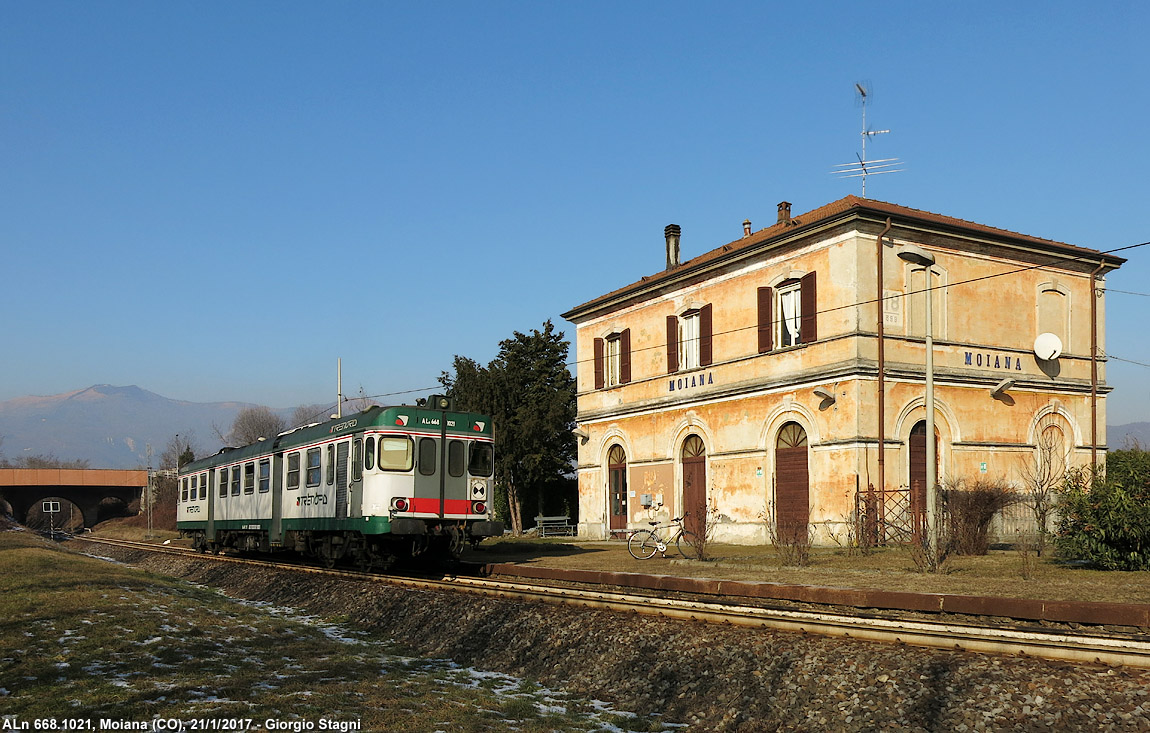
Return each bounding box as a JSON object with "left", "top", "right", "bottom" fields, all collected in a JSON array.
[{"left": 560, "top": 237, "right": 1150, "bottom": 373}]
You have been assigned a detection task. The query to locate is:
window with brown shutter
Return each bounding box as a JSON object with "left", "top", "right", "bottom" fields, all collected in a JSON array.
[
  {"left": 758, "top": 287, "right": 774, "bottom": 353},
  {"left": 666, "top": 315, "right": 679, "bottom": 373},
  {"left": 699, "top": 304, "right": 713, "bottom": 366},
  {"left": 800, "top": 271, "right": 817, "bottom": 344},
  {"left": 594, "top": 338, "right": 605, "bottom": 389}
]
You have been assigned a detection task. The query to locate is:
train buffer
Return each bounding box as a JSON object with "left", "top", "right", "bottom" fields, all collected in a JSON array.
[{"left": 534, "top": 515, "right": 576, "bottom": 537}]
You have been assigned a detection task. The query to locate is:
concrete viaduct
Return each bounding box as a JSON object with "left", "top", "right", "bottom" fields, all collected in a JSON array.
[{"left": 0, "top": 468, "right": 147, "bottom": 529}]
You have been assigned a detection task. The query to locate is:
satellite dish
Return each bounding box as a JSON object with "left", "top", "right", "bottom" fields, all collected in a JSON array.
[{"left": 1034, "top": 333, "right": 1063, "bottom": 361}]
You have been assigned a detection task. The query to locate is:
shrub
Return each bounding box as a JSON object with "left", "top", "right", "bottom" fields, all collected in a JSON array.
[
  {"left": 940, "top": 477, "right": 1021, "bottom": 556},
  {"left": 1056, "top": 449, "right": 1150, "bottom": 570}
]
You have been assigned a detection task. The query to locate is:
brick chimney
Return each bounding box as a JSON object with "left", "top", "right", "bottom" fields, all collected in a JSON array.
[
  {"left": 665, "top": 224, "right": 681, "bottom": 270},
  {"left": 743, "top": 219, "right": 752, "bottom": 238},
  {"left": 777, "top": 201, "right": 791, "bottom": 225}
]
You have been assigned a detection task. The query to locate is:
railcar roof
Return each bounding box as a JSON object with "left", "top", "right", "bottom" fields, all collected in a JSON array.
[{"left": 179, "top": 403, "right": 492, "bottom": 473}]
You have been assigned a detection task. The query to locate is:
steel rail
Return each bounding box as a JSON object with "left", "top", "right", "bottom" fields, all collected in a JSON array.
[{"left": 73, "top": 536, "right": 1150, "bottom": 669}]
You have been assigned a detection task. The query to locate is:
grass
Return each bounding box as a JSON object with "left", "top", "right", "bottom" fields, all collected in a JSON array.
[
  {"left": 0, "top": 525, "right": 677, "bottom": 732},
  {"left": 473, "top": 537, "right": 1150, "bottom": 605}
]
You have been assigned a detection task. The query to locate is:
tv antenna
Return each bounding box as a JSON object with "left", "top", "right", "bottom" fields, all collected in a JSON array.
[{"left": 832, "top": 83, "right": 903, "bottom": 197}]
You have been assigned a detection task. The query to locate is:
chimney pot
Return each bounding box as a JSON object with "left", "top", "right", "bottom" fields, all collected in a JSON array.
[
  {"left": 777, "top": 201, "right": 792, "bottom": 225},
  {"left": 664, "top": 224, "right": 681, "bottom": 270},
  {"left": 743, "top": 219, "right": 752, "bottom": 238}
]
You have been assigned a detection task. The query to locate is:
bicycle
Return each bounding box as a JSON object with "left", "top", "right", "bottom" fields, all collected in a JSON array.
[{"left": 627, "top": 512, "right": 701, "bottom": 560}]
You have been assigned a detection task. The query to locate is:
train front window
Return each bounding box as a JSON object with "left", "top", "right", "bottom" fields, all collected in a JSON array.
[
  {"left": 468, "top": 442, "right": 493, "bottom": 477},
  {"left": 378, "top": 437, "right": 413, "bottom": 471},
  {"left": 364, "top": 437, "right": 375, "bottom": 470},
  {"left": 448, "top": 440, "right": 465, "bottom": 478},
  {"left": 287, "top": 452, "right": 301, "bottom": 489},
  {"left": 307, "top": 448, "right": 322, "bottom": 487},
  {"left": 418, "top": 438, "right": 436, "bottom": 477}
]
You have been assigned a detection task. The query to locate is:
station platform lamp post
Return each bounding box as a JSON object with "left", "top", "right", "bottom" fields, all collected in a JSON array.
[{"left": 897, "top": 244, "right": 939, "bottom": 562}]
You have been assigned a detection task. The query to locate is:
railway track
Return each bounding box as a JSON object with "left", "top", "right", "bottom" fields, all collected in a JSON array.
[{"left": 73, "top": 535, "right": 1150, "bottom": 670}]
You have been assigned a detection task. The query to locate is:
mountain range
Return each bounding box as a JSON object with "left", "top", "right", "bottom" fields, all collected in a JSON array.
[
  {"left": 1, "top": 384, "right": 1147, "bottom": 470},
  {"left": 0, "top": 385, "right": 296, "bottom": 469}
]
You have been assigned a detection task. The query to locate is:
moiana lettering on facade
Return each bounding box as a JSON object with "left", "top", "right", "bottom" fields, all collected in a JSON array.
[{"left": 964, "top": 352, "right": 1024, "bottom": 371}]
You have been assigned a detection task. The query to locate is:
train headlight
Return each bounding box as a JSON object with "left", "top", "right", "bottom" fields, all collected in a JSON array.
[{"left": 470, "top": 479, "right": 487, "bottom": 499}]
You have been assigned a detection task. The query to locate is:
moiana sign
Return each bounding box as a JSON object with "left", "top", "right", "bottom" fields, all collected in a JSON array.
[
  {"left": 669, "top": 372, "right": 715, "bottom": 392},
  {"left": 964, "top": 351, "right": 1024, "bottom": 371}
]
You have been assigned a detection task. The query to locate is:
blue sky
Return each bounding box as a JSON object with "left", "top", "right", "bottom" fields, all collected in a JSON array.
[{"left": 3, "top": 1, "right": 1148, "bottom": 424}]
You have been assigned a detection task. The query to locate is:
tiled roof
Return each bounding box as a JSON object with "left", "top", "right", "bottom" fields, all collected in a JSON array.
[{"left": 563, "top": 195, "right": 1124, "bottom": 320}]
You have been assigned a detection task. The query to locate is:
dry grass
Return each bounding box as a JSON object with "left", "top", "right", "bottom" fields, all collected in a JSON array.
[
  {"left": 0, "top": 527, "right": 671, "bottom": 732},
  {"left": 474, "top": 537, "right": 1150, "bottom": 605}
]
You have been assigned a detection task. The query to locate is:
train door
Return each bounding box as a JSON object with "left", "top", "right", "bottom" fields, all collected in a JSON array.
[
  {"left": 206, "top": 468, "right": 216, "bottom": 544},
  {"left": 414, "top": 436, "right": 441, "bottom": 516},
  {"left": 270, "top": 452, "right": 284, "bottom": 545},
  {"left": 444, "top": 439, "right": 467, "bottom": 515},
  {"left": 335, "top": 440, "right": 350, "bottom": 519},
  {"left": 349, "top": 438, "right": 363, "bottom": 519}
]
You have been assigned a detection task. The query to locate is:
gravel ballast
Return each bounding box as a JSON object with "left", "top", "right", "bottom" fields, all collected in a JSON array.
[{"left": 82, "top": 544, "right": 1150, "bottom": 732}]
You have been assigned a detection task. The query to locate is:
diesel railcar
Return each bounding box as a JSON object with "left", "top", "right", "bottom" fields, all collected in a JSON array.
[{"left": 175, "top": 397, "right": 502, "bottom": 567}]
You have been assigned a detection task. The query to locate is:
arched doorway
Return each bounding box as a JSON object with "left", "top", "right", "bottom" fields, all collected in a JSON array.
[
  {"left": 608, "top": 445, "right": 628, "bottom": 532},
  {"left": 681, "top": 435, "right": 707, "bottom": 537},
  {"left": 775, "top": 422, "right": 809, "bottom": 544},
  {"left": 909, "top": 421, "right": 939, "bottom": 541}
]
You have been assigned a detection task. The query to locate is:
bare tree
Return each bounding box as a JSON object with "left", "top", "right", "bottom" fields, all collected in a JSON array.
[
  {"left": 228, "top": 406, "right": 287, "bottom": 446},
  {"left": 1017, "top": 416, "right": 1066, "bottom": 555},
  {"left": 161, "top": 432, "right": 197, "bottom": 472},
  {"left": 288, "top": 403, "right": 331, "bottom": 429}
]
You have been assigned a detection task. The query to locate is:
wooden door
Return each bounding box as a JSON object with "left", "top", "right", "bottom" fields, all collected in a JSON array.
[
  {"left": 775, "top": 422, "right": 809, "bottom": 544},
  {"left": 682, "top": 435, "right": 707, "bottom": 537},
  {"left": 608, "top": 445, "right": 628, "bottom": 531},
  {"left": 909, "top": 421, "right": 937, "bottom": 541}
]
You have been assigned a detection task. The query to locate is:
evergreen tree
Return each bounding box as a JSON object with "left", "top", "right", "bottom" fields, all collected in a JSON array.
[{"left": 441, "top": 320, "right": 576, "bottom": 534}]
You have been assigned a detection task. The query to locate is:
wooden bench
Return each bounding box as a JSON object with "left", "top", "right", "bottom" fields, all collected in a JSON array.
[{"left": 534, "top": 515, "right": 576, "bottom": 537}]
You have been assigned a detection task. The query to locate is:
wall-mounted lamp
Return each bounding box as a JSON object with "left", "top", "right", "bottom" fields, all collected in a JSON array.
[
  {"left": 813, "top": 386, "right": 837, "bottom": 410},
  {"left": 571, "top": 426, "right": 590, "bottom": 445},
  {"left": 990, "top": 378, "right": 1016, "bottom": 402}
]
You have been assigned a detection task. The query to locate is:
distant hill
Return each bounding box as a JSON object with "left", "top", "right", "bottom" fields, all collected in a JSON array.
[
  {"left": 0, "top": 385, "right": 295, "bottom": 469},
  {"left": 1109, "top": 422, "right": 1150, "bottom": 450}
]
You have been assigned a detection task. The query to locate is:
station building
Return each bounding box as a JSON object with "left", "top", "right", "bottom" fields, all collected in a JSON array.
[{"left": 561, "top": 196, "right": 1124, "bottom": 545}]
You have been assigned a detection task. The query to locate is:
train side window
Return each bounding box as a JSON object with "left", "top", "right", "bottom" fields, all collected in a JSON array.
[
  {"left": 243, "top": 462, "right": 255, "bottom": 494},
  {"left": 418, "top": 438, "right": 436, "bottom": 477},
  {"left": 468, "top": 442, "right": 494, "bottom": 477},
  {"left": 258, "top": 459, "right": 270, "bottom": 493},
  {"left": 307, "top": 447, "right": 322, "bottom": 487},
  {"left": 352, "top": 439, "right": 363, "bottom": 481},
  {"left": 191, "top": 475, "right": 198, "bottom": 500},
  {"left": 287, "top": 452, "right": 301, "bottom": 489},
  {"left": 181, "top": 478, "right": 188, "bottom": 502},
  {"left": 219, "top": 468, "right": 228, "bottom": 498},
  {"left": 448, "top": 440, "right": 465, "bottom": 477},
  {"left": 326, "top": 444, "right": 335, "bottom": 486},
  {"left": 364, "top": 437, "right": 375, "bottom": 471},
  {"left": 199, "top": 472, "right": 208, "bottom": 500},
  {"left": 231, "top": 466, "right": 241, "bottom": 496},
  {"left": 378, "top": 437, "right": 413, "bottom": 471}
]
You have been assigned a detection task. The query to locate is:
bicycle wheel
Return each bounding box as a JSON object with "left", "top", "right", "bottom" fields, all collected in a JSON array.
[
  {"left": 628, "top": 530, "right": 660, "bottom": 560},
  {"left": 676, "top": 531, "right": 701, "bottom": 560}
]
